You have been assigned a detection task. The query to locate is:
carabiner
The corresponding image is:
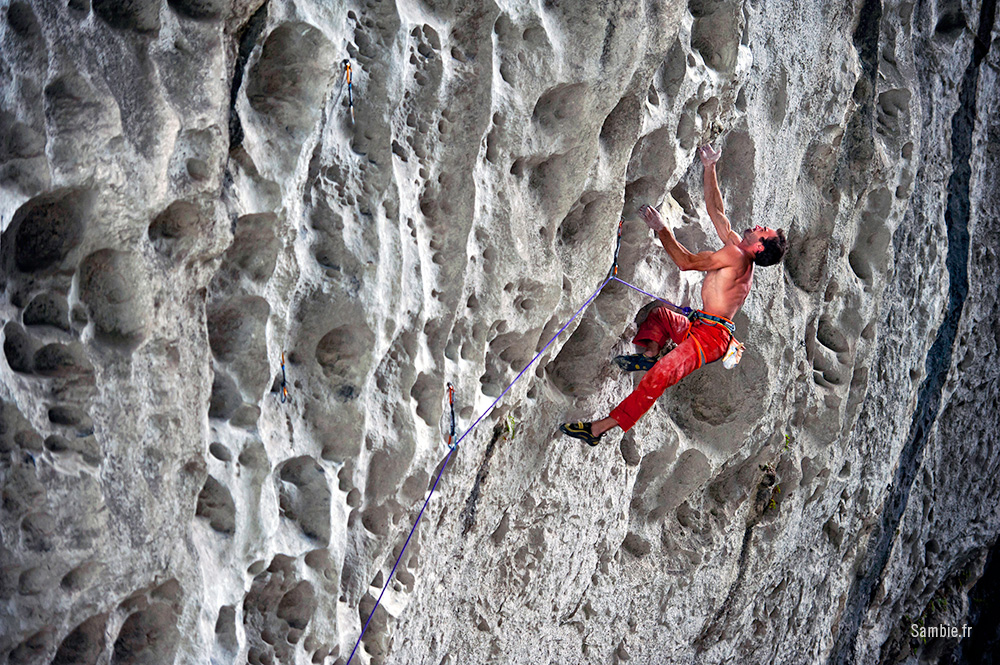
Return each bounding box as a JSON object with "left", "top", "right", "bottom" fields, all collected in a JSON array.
[
  {"left": 280, "top": 351, "right": 289, "bottom": 403},
  {"left": 446, "top": 382, "right": 457, "bottom": 450}
]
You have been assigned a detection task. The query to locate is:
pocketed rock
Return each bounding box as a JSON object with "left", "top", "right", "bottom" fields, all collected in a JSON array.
[
  {"left": 0, "top": 1, "right": 997, "bottom": 664},
  {"left": 78, "top": 249, "right": 152, "bottom": 350}
]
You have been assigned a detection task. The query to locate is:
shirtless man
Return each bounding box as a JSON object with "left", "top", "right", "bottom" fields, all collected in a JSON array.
[{"left": 560, "top": 145, "right": 788, "bottom": 445}]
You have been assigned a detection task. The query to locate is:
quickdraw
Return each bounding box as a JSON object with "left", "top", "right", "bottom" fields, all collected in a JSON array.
[
  {"left": 446, "top": 383, "right": 457, "bottom": 450},
  {"left": 342, "top": 59, "right": 355, "bottom": 125},
  {"left": 607, "top": 218, "right": 624, "bottom": 280},
  {"left": 280, "top": 351, "right": 289, "bottom": 403}
]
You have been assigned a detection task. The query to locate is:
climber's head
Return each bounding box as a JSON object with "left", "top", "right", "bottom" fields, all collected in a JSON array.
[{"left": 743, "top": 226, "right": 787, "bottom": 267}]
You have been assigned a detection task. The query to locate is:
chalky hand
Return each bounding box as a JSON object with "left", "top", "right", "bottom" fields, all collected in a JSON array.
[
  {"left": 699, "top": 144, "right": 722, "bottom": 166},
  {"left": 640, "top": 205, "right": 667, "bottom": 233}
]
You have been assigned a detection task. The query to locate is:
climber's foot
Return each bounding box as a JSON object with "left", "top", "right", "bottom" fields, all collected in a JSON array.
[
  {"left": 559, "top": 421, "right": 603, "bottom": 447},
  {"left": 613, "top": 353, "right": 657, "bottom": 372}
]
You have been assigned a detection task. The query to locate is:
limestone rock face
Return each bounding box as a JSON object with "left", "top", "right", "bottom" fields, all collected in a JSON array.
[{"left": 1, "top": 1, "right": 998, "bottom": 664}]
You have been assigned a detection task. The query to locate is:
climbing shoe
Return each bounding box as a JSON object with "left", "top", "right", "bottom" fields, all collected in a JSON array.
[
  {"left": 613, "top": 353, "right": 657, "bottom": 372},
  {"left": 559, "top": 421, "right": 603, "bottom": 446}
]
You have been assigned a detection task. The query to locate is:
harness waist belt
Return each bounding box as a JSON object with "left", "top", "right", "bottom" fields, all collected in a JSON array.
[{"left": 689, "top": 310, "right": 736, "bottom": 334}]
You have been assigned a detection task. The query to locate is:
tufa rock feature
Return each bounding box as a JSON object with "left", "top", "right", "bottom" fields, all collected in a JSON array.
[
  {"left": 3, "top": 322, "right": 36, "bottom": 373},
  {"left": 243, "top": 556, "right": 318, "bottom": 665},
  {"left": 208, "top": 369, "right": 241, "bottom": 420},
  {"left": 51, "top": 614, "right": 108, "bottom": 665},
  {"left": 167, "top": 0, "right": 228, "bottom": 21},
  {"left": 92, "top": 0, "right": 161, "bottom": 34},
  {"left": 43, "top": 73, "right": 122, "bottom": 171},
  {"left": 0, "top": 111, "right": 49, "bottom": 197},
  {"left": 246, "top": 21, "right": 335, "bottom": 131},
  {"left": 78, "top": 249, "right": 152, "bottom": 350},
  {"left": 111, "top": 603, "right": 180, "bottom": 665},
  {"left": 277, "top": 456, "right": 332, "bottom": 545},
  {"left": 8, "top": 188, "right": 92, "bottom": 273},
  {"left": 22, "top": 292, "right": 71, "bottom": 331},
  {"left": 218, "top": 212, "right": 279, "bottom": 284},
  {"left": 148, "top": 200, "right": 205, "bottom": 258},
  {"left": 206, "top": 295, "right": 270, "bottom": 394},
  {"left": 195, "top": 475, "right": 237, "bottom": 534}
]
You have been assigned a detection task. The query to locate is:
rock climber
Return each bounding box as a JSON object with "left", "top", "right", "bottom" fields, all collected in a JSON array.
[{"left": 560, "top": 144, "right": 788, "bottom": 445}]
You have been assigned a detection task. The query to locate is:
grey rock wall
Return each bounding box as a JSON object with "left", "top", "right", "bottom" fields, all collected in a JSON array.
[{"left": 0, "top": 0, "right": 997, "bottom": 664}]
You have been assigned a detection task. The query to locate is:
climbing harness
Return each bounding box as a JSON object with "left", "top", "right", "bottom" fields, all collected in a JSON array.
[
  {"left": 689, "top": 310, "right": 736, "bottom": 334},
  {"left": 687, "top": 311, "right": 742, "bottom": 369},
  {"left": 608, "top": 277, "right": 744, "bottom": 369},
  {"left": 342, "top": 59, "right": 355, "bottom": 125},
  {"left": 344, "top": 218, "right": 746, "bottom": 664},
  {"left": 280, "top": 351, "right": 289, "bottom": 403},
  {"left": 446, "top": 383, "right": 457, "bottom": 450}
]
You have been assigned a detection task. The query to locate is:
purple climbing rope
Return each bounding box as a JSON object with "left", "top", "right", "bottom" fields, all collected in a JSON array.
[
  {"left": 343, "top": 222, "right": 698, "bottom": 663},
  {"left": 344, "top": 274, "right": 614, "bottom": 665},
  {"left": 611, "top": 276, "right": 690, "bottom": 315}
]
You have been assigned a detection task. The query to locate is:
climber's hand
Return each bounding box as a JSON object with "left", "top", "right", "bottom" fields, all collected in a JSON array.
[
  {"left": 699, "top": 144, "right": 722, "bottom": 167},
  {"left": 640, "top": 205, "right": 667, "bottom": 233}
]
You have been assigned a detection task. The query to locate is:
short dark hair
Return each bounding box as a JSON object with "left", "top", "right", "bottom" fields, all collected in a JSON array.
[{"left": 754, "top": 228, "right": 787, "bottom": 267}]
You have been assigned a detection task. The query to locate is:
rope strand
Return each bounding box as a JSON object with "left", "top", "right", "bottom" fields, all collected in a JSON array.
[
  {"left": 344, "top": 222, "right": 693, "bottom": 664},
  {"left": 344, "top": 275, "right": 613, "bottom": 664},
  {"left": 611, "top": 276, "right": 690, "bottom": 315}
]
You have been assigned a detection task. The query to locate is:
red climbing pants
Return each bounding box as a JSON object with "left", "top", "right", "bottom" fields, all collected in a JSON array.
[{"left": 610, "top": 306, "right": 733, "bottom": 432}]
